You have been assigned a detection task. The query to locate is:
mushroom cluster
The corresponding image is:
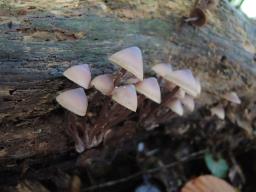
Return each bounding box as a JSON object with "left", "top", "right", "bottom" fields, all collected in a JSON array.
[
  {"left": 210, "top": 91, "right": 241, "bottom": 120},
  {"left": 56, "top": 46, "right": 201, "bottom": 152}
]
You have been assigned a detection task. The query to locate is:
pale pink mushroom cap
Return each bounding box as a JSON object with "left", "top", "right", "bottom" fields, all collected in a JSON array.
[
  {"left": 211, "top": 106, "right": 225, "bottom": 120},
  {"left": 91, "top": 74, "right": 114, "bottom": 95},
  {"left": 108, "top": 46, "right": 144, "bottom": 80},
  {"left": 164, "top": 69, "right": 198, "bottom": 97},
  {"left": 223, "top": 92, "right": 241, "bottom": 104},
  {"left": 111, "top": 85, "right": 138, "bottom": 112},
  {"left": 135, "top": 77, "right": 161, "bottom": 104},
  {"left": 152, "top": 63, "right": 173, "bottom": 77},
  {"left": 56, "top": 88, "right": 88, "bottom": 116},
  {"left": 64, "top": 64, "right": 91, "bottom": 89},
  {"left": 181, "top": 95, "right": 195, "bottom": 112},
  {"left": 166, "top": 99, "right": 184, "bottom": 116}
]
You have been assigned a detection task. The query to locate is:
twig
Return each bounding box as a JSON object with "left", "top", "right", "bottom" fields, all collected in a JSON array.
[{"left": 82, "top": 149, "right": 207, "bottom": 191}]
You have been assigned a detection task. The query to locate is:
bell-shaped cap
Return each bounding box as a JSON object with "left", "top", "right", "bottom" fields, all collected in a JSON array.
[
  {"left": 181, "top": 175, "right": 236, "bottom": 192},
  {"left": 211, "top": 106, "right": 225, "bottom": 120},
  {"left": 166, "top": 99, "right": 183, "bottom": 116},
  {"left": 152, "top": 63, "right": 173, "bottom": 77},
  {"left": 91, "top": 74, "right": 114, "bottom": 95},
  {"left": 64, "top": 64, "right": 91, "bottom": 89},
  {"left": 56, "top": 88, "right": 88, "bottom": 116},
  {"left": 181, "top": 95, "right": 195, "bottom": 112},
  {"left": 135, "top": 77, "right": 161, "bottom": 104},
  {"left": 164, "top": 69, "right": 198, "bottom": 97},
  {"left": 111, "top": 85, "right": 138, "bottom": 112},
  {"left": 108, "top": 46, "right": 144, "bottom": 80},
  {"left": 223, "top": 92, "right": 241, "bottom": 104}
]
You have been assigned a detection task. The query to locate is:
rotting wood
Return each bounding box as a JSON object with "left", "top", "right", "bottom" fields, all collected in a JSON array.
[{"left": 0, "top": 0, "right": 256, "bottom": 175}]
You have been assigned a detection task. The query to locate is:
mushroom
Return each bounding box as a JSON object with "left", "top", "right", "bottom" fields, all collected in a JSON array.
[
  {"left": 181, "top": 175, "right": 236, "bottom": 192},
  {"left": 223, "top": 92, "right": 241, "bottom": 104},
  {"left": 211, "top": 105, "right": 225, "bottom": 120},
  {"left": 56, "top": 88, "right": 88, "bottom": 116},
  {"left": 199, "top": 0, "right": 219, "bottom": 10},
  {"left": 91, "top": 74, "right": 114, "bottom": 96},
  {"left": 181, "top": 95, "right": 195, "bottom": 112},
  {"left": 109, "top": 46, "right": 144, "bottom": 82},
  {"left": 135, "top": 77, "right": 161, "bottom": 104},
  {"left": 63, "top": 64, "right": 91, "bottom": 89},
  {"left": 152, "top": 63, "right": 173, "bottom": 78},
  {"left": 111, "top": 84, "right": 138, "bottom": 112},
  {"left": 164, "top": 69, "right": 199, "bottom": 97},
  {"left": 166, "top": 99, "right": 184, "bottom": 116},
  {"left": 185, "top": 8, "right": 207, "bottom": 27}
]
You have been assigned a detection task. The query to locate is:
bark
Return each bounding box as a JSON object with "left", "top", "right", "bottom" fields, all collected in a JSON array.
[{"left": 0, "top": 0, "right": 256, "bottom": 186}]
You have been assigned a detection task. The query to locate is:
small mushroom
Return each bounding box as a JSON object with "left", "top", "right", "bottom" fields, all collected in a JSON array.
[
  {"left": 56, "top": 88, "right": 88, "bottom": 116},
  {"left": 152, "top": 63, "right": 173, "bottom": 77},
  {"left": 166, "top": 99, "right": 184, "bottom": 116},
  {"left": 91, "top": 74, "right": 114, "bottom": 96},
  {"left": 63, "top": 64, "right": 91, "bottom": 89},
  {"left": 200, "top": 0, "right": 219, "bottom": 10},
  {"left": 223, "top": 92, "right": 241, "bottom": 104},
  {"left": 181, "top": 95, "right": 195, "bottom": 112},
  {"left": 211, "top": 105, "right": 225, "bottom": 119},
  {"left": 164, "top": 69, "right": 198, "bottom": 97},
  {"left": 135, "top": 77, "right": 161, "bottom": 104},
  {"left": 181, "top": 175, "right": 236, "bottom": 192},
  {"left": 187, "top": 8, "right": 207, "bottom": 27},
  {"left": 111, "top": 85, "right": 138, "bottom": 112},
  {"left": 109, "top": 46, "right": 144, "bottom": 81}
]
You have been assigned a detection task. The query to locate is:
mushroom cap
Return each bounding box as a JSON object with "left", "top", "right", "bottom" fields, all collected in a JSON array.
[
  {"left": 181, "top": 95, "right": 195, "bottom": 112},
  {"left": 152, "top": 63, "right": 173, "bottom": 77},
  {"left": 63, "top": 64, "right": 91, "bottom": 89},
  {"left": 108, "top": 46, "right": 144, "bottom": 80},
  {"left": 211, "top": 106, "right": 225, "bottom": 119},
  {"left": 190, "top": 8, "right": 207, "bottom": 27},
  {"left": 164, "top": 69, "right": 198, "bottom": 97},
  {"left": 181, "top": 175, "right": 236, "bottom": 192},
  {"left": 91, "top": 74, "right": 114, "bottom": 95},
  {"left": 223, "top": 92, "right": 241, "bottom": 104},
  {"left": 56, "top": 88, "right": 88, "bottom": 116},
  {"left": 166, "top": 99, "right": 183, "bottom": 116},
  {"left": 111, "top": 85, "right": 138, "bottom": 112},
  {"left": 135, "top": 77, "right": 161, "bottom": 104}
]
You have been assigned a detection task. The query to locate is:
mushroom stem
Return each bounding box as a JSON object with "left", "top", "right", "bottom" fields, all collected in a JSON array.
[
  {"left": 184, "top": 16, "right": 199, "bottom": 22},
  {"left": 113, "top": 68, "right": 127, "bottom": 86},
  {"left": 140, "top": 86, "right": 180, "bottom": 126}
]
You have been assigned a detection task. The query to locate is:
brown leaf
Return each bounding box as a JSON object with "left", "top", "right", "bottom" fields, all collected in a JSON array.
[{"left": 181, "top": 175, "right": 236, "bottom": 192}]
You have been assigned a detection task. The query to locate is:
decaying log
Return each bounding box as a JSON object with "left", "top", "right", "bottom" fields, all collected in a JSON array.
[{"left": 0, "top": 0, "right": 256, "bottom": 175}]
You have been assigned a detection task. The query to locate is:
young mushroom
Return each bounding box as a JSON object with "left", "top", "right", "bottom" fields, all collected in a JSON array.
[
  {"left": 223, "top": 92, "right": 241, "bottom": 105},
  {"left": 56, "top": 88, "right": 88, "bottom": 116},
  {"left": 211, "top": 105, "right": 225, "bottom": 120},
  {"left": 166, "top": 98, "right": 184, "bottom": 116},
  {"left": 135, "top": 77, "right": 161, "bottom": 104},
  {"left": 109, "top": 46, "right": 144, "bottom": 83},
  {"left": 111, "top": 84, "right": 138, "bottom": 112},
  {"left": 63, "top": 64, "right": 91, "bottom": 89},
  {"left": 91, "top": 74, "right": 114, "bottom": 96},
  {"left": 184, "top": 8, "right": 207, "bottom": 27},
  {"left": 152, "top": 63, "right": 173, "bottom": 78},
  {"left": 181, "top": 95, "right": 195, "bottom": 112}
]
